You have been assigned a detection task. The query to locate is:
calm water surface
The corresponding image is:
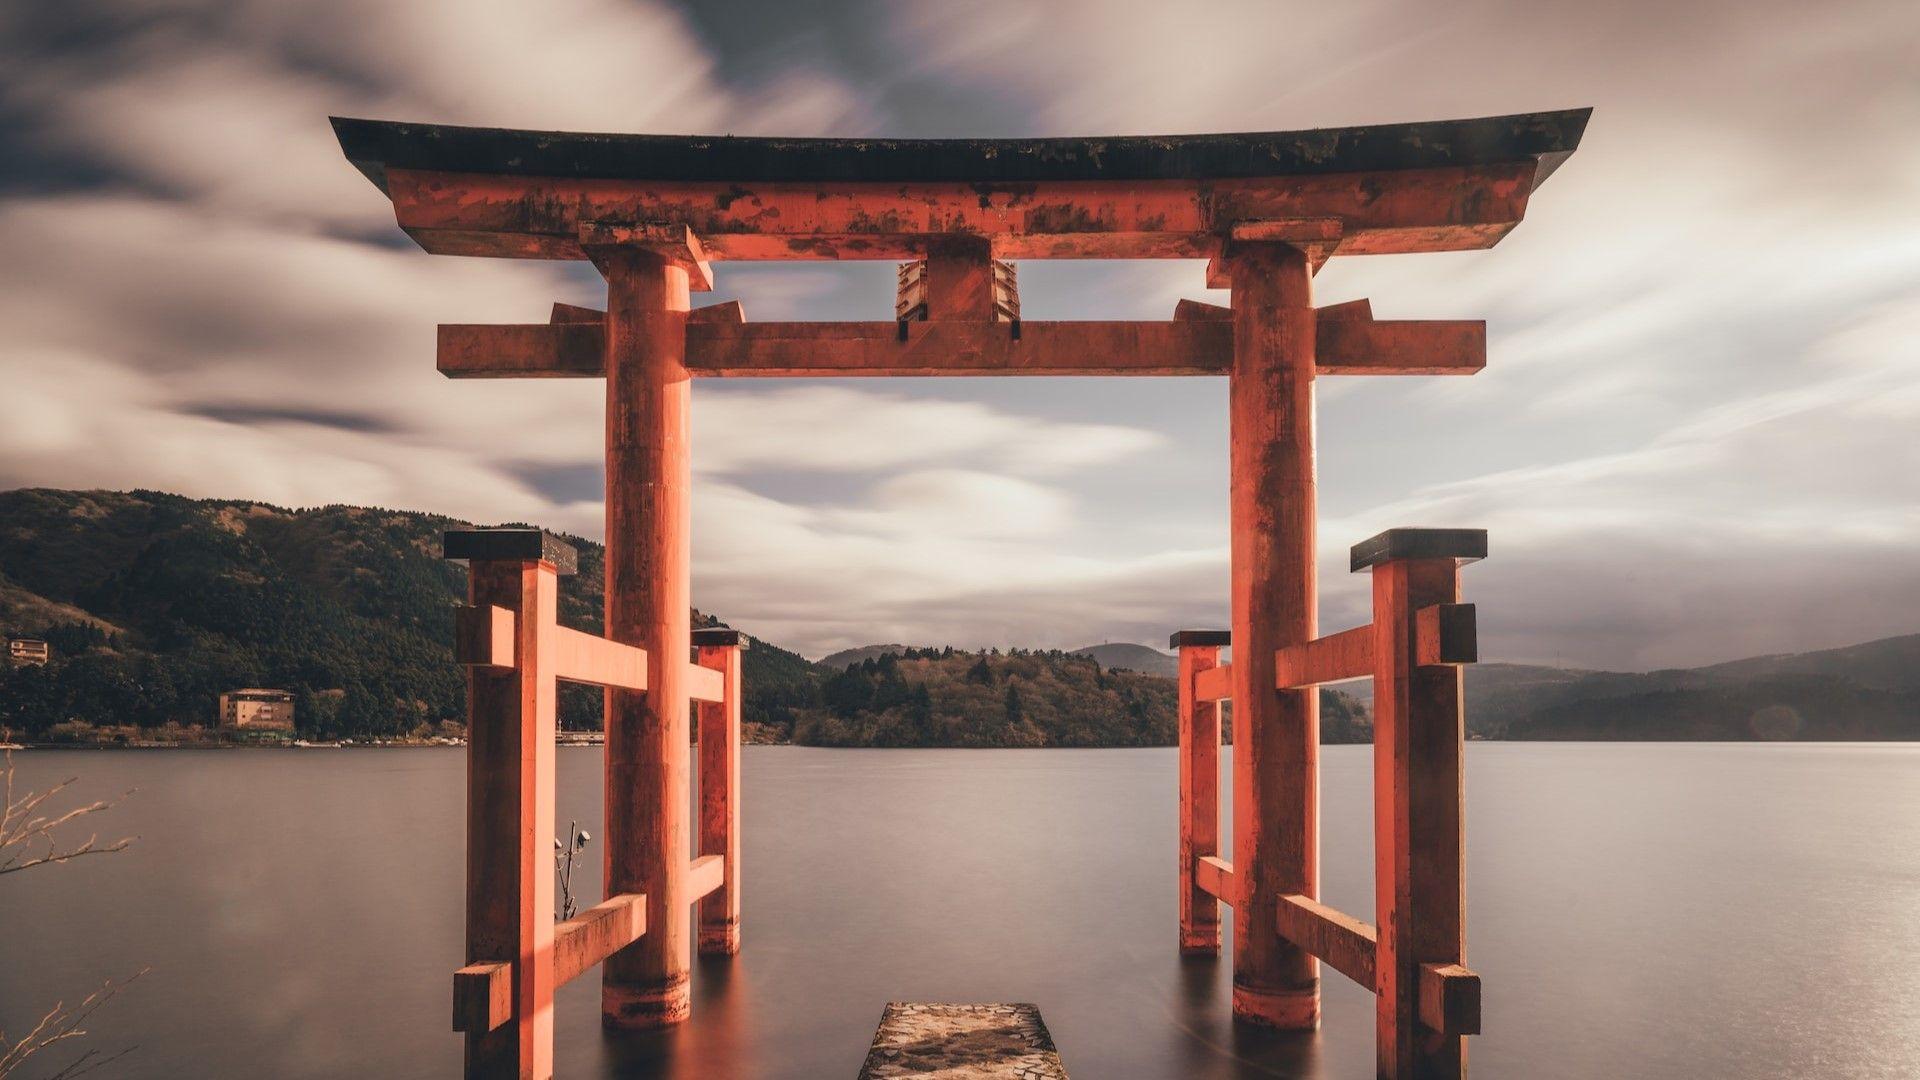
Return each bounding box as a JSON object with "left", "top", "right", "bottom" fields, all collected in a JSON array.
[{"left": 5, "top": 744, "right": 1920, "bottom": 1078}]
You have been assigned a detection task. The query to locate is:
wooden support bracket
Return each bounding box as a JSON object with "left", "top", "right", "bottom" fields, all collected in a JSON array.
[
  {"left": 1274, "top": 624, "right": 1374, "bottom": 688},
  {"left": 1415, "top": 603, "right": 1478, "bottom": 667},
  {"left": 1193, "top": 663, "right": 1234, "bottom": 702},
  {"left": 1316, "top": 298, "right": 1374, "bottom": 321},
  {"left": 550, "top": 301, "right": 604, "bottom": 324},
  {"left": 1174, "top": 296, "right": 1372, "bottom": 323},
  {"left": 691, "top": 300, "right": 745, "bottom": 324},
  {"left": 1208, "top": 218, "right": 1345, "bottom": 284},
  {"left": 1275, "top": 893, "right": 1379, "bottom": 992},
  {"left": 454, "top": 605, "right": 515, "bottom": 670},
  {"left": 686, "top": 662, "right": 725, "bottom": 704},
  {"left": 553, "top": 893, "right": 648, "bottom": 990},
  {"left": 552, "top": 626, "right": 648, "bottom": 690},
  {"left": 452, "top": 962, "right": 513, "bottom": 1034},
  {"left": 577, "top": 222, "right": 715, "bottom": 291},
  {"left": 687, "top": 854, "right": 725, "bottom": 901},
  {"left": 552, "top": 300, "right": 744, "bottom": 325},
  {"left": 1194, "top": 855, "right": 1235, "bottom": 904},
  {"left": 1418, "top": 962, "right": 1482, "bottom": 1036}
]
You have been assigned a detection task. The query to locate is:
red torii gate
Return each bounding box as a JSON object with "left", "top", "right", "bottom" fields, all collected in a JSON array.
[{"left": 333, "top": 107, "right": 1588, "bottom": 1079}]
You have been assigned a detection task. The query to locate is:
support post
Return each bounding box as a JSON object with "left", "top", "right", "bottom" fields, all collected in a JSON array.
[
  {"left": 693, "top": 628, "right": 747, "bottom": 955},
  {"left": 1357, "top": 527, "right": 1486, "bottom": 1079},
  {"left": 593, "top": 239, "right": 695, "bottom": 1029},
  {"left": 1172, "top": 629, "right": 1230, "bottom": 954},
  {"left": 1226, "top": 241, "right": 1320, "bottom": 1028},
  {"left": 446, "top": 529, "right": 572, "bottom": 1079},
  {"left": 922, "top": 234, "right": 996, "bottom": 321}
]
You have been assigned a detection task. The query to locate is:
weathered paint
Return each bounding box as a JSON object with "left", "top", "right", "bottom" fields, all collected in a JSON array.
[
  {"left": 380, "top": 163, "right": 1540, "bottom": 262},
  {"left": 1372, "top": 555, "right": 1470, "bottom": 1078},
  {"left": 696, "top": 642, "right": 743, "bottom": 955},
  {"left": 372, "top": 105, "right": 1563, "bottom": 1070},
  {"left": 1176, "top": 641, "right": 1224, "bottom": 954},
  {"left": 1274, "top": 624, "right": 1374, "bottom": 689},
  {"left": 1227, "top": 241, "right": 1320, "bottom": 1030},
  {"left": 463, "top": 558, "right": 559, "bottom": 1077},
  {"left": 434, "top": 318, "right": 1482, "bottom": 379},
  {"left": 452, "top": 962, "right": 513, "bottom": 1035},
  {"left": 596, "top": 246, "right": 695, "bottom": 1030},
  {"left": 553, "top": 894, "right": 648, "bottom": 989},
  {"left": 1275, "top": 892, "right": 1378, "bottom": 991},
  {"left": 1194, "top": 855, "right": 1236, "bottom": 904},
  {"left": 333, "top": 111, "right": 1590, "bottom": 190}
]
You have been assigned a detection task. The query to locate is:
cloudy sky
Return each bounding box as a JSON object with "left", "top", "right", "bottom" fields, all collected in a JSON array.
[{"left": 2, "top": 1, "right": 1916, "bottom": 667}]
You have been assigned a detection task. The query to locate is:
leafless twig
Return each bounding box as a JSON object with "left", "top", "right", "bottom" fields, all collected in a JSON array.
[
  {"left": 0, "top": 747, "right": 145, "bottom": 1077},
  {"left": 0, "top": 750, "right": 136, "bottom": 875},
  {"left": 0, "top": 968, "right": 148, "bottom": 1078}
]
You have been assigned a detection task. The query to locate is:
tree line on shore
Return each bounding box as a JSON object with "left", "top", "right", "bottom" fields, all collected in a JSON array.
[{"left": 1, "top": 488, "right": 1373, "bottom": 747}]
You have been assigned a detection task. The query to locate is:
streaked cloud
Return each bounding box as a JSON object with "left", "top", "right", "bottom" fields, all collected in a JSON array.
[{"left": 1, "top": 0, "right": 1915, "bottom": 664}]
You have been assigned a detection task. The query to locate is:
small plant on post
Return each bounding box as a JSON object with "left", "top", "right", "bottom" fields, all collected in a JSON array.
[{"left": 555, "top": 821, "right": 590, "bottom": 921}]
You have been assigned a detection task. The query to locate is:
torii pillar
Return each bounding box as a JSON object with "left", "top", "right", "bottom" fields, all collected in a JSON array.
[
  {"left": 589, "top": 228, "right": 698, "bottom": 1029},
  {"left": 1226, "top": 241, "right": 1320, "bottom": 1027}
]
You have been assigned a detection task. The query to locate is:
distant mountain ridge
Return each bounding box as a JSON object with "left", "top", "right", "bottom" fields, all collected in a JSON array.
[
  {"left": 817, "top": 644, "right": 926, "bottom": 670},
  {"left": 1340, "top": 638, "right": 1920, "bottom": 740},
  {"left": 1070, "top": 643, "right": 1179, "bottom": 678},
  {"left": 4, "top": 488, "right": 1915, "bottom": 743}
]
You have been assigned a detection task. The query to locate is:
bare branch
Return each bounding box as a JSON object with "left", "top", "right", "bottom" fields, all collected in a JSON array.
[
  {"left": 0, "top": 968, "right": 148, "bottom": 1078},
  {"left": 0, "top": 752, "right": 135, "bottom": 876}
]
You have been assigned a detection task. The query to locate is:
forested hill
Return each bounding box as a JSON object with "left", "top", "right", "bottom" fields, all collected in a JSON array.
[
  {"left": 14, "top": 488, "right": 1901, "bottom": 745},
  {"left": 0, "top": 487, "right": 1363, "bottom": 747},
  {"left": 0, "top": 488, "right": 819, "bottom": 740},
  {"left": 797, "top": 646, "right": 1371, "bottom": 747},
  {"left": 0, "top": 488, "right": 1375, "bottom": 746}
]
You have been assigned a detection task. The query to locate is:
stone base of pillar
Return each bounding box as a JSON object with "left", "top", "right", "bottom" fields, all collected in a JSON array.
[
  {"left": 1232, "top": 981, "right": 1319, "bottom": 1030},
  {"left": 602, "top": 976, "right": 691, "bottom": 1029}
]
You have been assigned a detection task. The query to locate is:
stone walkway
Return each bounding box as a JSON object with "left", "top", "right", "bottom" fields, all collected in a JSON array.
[{"left": 857, "top": 1002, "right": 1069, "bottom": 1079}]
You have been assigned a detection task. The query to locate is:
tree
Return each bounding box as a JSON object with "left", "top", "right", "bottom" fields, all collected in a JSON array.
[{"left": 822, "top": 668, "right": 874, "bottom": 718}]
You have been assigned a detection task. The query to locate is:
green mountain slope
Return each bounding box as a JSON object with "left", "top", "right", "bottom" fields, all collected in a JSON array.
[
  {"left": 0, "top": 488, "right": 819, "bottom": 740},
  {"left": 804, "top": 645, "right": 1371, "bottom": 747}
]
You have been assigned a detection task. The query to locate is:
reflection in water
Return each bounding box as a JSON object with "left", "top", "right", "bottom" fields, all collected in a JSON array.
[{"left": 5, "top": 744, "right": 1920, "bottom": 1078}]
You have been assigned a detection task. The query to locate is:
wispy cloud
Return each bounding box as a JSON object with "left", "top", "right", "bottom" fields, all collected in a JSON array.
[{"left": 1, "top": 0, "right": 1916, "bottom": 664}]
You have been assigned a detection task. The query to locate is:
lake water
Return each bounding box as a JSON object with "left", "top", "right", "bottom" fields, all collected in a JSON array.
[{"left": 5, "top": 744, "right": 1920, "bottom": 1078}]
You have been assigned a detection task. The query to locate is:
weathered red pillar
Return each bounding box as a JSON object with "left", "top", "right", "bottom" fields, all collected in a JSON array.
[
  {"left": 1226, "top": 241, "right": 1320, "bottom": 1028},
  {"left": 449, "top": 529, "right": 570, "bottom": 1079},
  {"left": 1361, "top": 528, "right": 1483, "bottom": 1079},
  {"left": 1173, "top": 630, "right": 1229, "bottom": 954},
  {"left": 694, "top": 628, "right": 746, "bottom": 955},
  {"left": 595, "top": 245, "right": 694, "bottom": 1028}
]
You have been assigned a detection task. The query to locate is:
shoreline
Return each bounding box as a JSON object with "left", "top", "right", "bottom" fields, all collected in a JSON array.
[{"left": 9, "top": 736, "right": 1920, "bottom": 751}]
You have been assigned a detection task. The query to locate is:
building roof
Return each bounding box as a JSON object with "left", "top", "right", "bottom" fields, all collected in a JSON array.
[{"left": 331, "top": 109, "right": 1590, "bottom": 195}]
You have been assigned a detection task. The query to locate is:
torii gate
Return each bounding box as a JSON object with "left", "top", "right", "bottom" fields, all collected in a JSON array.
[{"left": 332, "top": 107, "right": 1588, "bottom": 1079}]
